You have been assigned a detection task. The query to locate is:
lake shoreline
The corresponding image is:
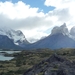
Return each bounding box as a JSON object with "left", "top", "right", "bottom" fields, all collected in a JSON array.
[{"left": 0, "top": 51, "right": 21, "bottom": 61}]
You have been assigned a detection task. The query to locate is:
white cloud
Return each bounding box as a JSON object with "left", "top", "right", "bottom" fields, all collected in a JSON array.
[
  {"left": 0, "top": 1, "right": 39, "bottom": 19},
  {"left": 44, "top": 0, "right": 75, "bottom": 28},
  {"left": 0, "top": 0, "right": 75, "bottom": 42},
  {"left": 0, "top": 1, "right": 50, "bottom": 42},
  {"left": 22, "top": 29, "right": 48, "bottom": 43},
  {"left": 44, "top": 0, "right": 75, "bottom": 9}
]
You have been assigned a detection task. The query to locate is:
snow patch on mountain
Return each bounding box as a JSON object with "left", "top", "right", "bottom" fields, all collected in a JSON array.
[{"left": 0, "top": 27, "right": 29, "bottom": 46}]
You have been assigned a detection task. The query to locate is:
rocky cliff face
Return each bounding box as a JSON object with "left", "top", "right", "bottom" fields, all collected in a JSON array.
[
  {"left": 0, "top": 35, "right": 22, "bottom": 49},
  {"left": 0, "top": 27, "right": 29, "bottom": 48},
  {"left": 51, "top": 23, "right": 69, "bottom": 36},
  {"left": 23, "top": 54, "right": 75, "bottom": 75}
]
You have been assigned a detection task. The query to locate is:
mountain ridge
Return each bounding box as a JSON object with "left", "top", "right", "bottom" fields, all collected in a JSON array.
[
  {"left": 28, "top": 23, "right": 75, "bottom": 49},
  {"left": 0, "top": 27, "right": 29, "bottom": 47},
  {"left": 1, "top": 23, "right": 75, "bottom": 49},
  {"left": 0, "top": 35, "right": 22, "bottom": 49}
]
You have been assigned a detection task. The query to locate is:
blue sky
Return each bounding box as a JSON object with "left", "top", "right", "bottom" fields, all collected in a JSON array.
[
  {"left": 0, "top": 0, "right": 55, "bottom": 13},
  {"left": 21, "top": 0, "right": 55, "bottom": 13}
]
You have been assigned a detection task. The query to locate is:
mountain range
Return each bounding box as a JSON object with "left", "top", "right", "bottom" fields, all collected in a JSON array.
[
  {"left": 28, "top": 23, "right": 75, "bottom": 49},
  {"left": 1, "top": 23, "right": 75, "bottom": 49}
]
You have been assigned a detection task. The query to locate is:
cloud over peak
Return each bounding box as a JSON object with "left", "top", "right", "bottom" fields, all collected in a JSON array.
[{"left": 0, "top": 0, "right": 75, "bottom": 42}]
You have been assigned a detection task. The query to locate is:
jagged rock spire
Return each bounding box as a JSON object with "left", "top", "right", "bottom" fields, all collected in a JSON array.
[{"left": 51, "top": 23, "right": 69, "bottom": 35}]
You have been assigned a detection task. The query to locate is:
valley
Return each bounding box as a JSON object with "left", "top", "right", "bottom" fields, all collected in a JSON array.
[{"left": 0, "top": 48, "right": 75, "bottom": 75}]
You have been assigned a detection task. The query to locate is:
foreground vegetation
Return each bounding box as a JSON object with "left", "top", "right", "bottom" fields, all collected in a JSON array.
[{"left": 0, "top": 48, "right": 75, "bottom": 75}]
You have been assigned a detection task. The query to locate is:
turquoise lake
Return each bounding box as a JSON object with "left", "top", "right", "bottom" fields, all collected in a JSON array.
[{"left": 0, "top": 51, "right": 20, "bottom": 61}]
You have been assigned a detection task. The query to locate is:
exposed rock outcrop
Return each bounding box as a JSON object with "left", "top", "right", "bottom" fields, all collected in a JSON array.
[
  {"left": 51, "top": 23, "right": 69, "bottom": 36},
  {"left": 23, "top": 54, "right": 75, "bottom": 75}
]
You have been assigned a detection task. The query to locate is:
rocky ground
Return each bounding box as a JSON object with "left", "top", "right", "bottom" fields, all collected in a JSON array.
[{"left": 24, "top": 53, "right": 75, "bottom": 75}]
